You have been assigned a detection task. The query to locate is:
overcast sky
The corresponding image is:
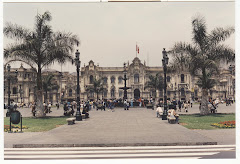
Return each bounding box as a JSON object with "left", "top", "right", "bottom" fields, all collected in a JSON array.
[{"left": 3, "top": 1, "right": 235, "bottom": 72}]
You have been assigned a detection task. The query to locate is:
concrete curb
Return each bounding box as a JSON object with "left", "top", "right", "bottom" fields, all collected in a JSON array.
[{"left": 13, "top": 142, "right": 217, "bottom": 148}]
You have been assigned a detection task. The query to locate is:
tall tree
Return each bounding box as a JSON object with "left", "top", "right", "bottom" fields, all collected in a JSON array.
[
  {"left": 86, "top": 77, "right": 105, "bottom": 100},
  {"left": 145, "top": 73, "right": 163, "bottom": 99},
  {"left": 4, "top": 11, "right": 79, "bottom": 117},
  {"left": 169, "top": 15, "right": 234, "bottom": 115},
  {"left": 42, "top": 74, "right": 59, "bottom": 103}
]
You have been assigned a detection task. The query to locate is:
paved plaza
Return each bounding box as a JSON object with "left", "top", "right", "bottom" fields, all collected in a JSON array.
[{"left": 4, "top": 103, "right": 235, "bottom": 148}]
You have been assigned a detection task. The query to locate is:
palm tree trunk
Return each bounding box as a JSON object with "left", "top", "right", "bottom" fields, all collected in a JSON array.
[
  {"left": 36, "top": 66, "right": 45, "bottom": 117},
  {"left": 200, "top": 88, "right": 209, "bottom": 115},
  {"left": 45, "top": 90, "right": 48, "bottom": 103}
]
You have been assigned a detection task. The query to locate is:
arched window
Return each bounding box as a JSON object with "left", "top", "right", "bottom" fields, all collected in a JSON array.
[
  {"left": 118, "top": 76, "right": 123, "bottom": 84},
  {"left": 13, "top": 87, "right": 17, "bottom": 94},
  {"left": 103, "top": 77, "right": 108, "bottom": 84},
  {"left": 69, "top": 89, "right": 72, "bottom": 96},
  {"left": 181, "top": 74, "right": 184, "bottom": 83},
  {"left": 111, "top": 88, "right": 115, "bottom": 98},
  {"left": 111, "top": 76, "right": 115, "bottom": 84},
  {"left": 134, "top": 74, "right": 139, "bottom": 83},
  {"left": 90, "top": 75, "right": 94, "bottom": 84}
]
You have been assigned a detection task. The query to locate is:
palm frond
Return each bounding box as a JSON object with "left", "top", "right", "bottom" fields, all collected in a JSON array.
[
  {"left": 209, "top": 27, "right": 235, "bottom": 46},
  {"left": 4, "top": 22, "right": 30, "bottom": 40},
  {"left": 192, "top": 15, "right": 207, "bottom": 49}
]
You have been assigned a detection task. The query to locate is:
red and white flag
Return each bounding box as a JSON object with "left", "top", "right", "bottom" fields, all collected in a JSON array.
[{"left": 136, "top": 44, "right": 139, "bottom": 54}]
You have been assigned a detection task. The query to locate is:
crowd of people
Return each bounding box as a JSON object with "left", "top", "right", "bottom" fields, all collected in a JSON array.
[{"left": 12, "top": 96, "right": 234, "bottom": 118}]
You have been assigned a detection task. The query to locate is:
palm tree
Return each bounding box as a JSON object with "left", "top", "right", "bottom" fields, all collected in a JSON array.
[
  {"left": 42, "top": 74, "right": 59, "bottom": 103},
  {"left": 170, "top": 15, "right": 234, "bottom": 115},
  {"left": 145, "top": 73, "right": 163, "bottom": 99},
  {"left": 86, "top": 77, "right": 105, "bottom": 100},
  {"left": 4, "top": 11, "right": 79, "bottom": 117}
]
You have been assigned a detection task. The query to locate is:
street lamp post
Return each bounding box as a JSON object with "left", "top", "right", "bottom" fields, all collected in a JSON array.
[
  {"left": 6, "top": 64, "right": 18, "bottom": 117},
  {"left": 74, "top": 50, "right": 82, "bottom": 121},
  {"left": 120, "top": 63, "right": 130, "bottom": 101},
  {"left": 229, "top": 65, "right": 234, "bottom": 99},
  {"left": 162, "top": 48, "right": 169, "bottom": 120},
  {"left": 7, "top": 64, "right": 11, "bottom": 117}
]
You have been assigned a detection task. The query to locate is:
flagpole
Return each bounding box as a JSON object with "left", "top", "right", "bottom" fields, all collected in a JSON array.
[{"left": 136, "top": 42, "right": 137, "bottom": 57}]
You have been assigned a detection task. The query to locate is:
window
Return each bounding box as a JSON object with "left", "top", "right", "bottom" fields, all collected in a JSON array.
[
  {"left": 159, "top": 91, "right": 163, "bottom": 97},
  {"left": 181, "top": 74, "right": 184, "bottom": 83},
  {"left": 69, "top": 89, "right": 72, "bottom": 96},
  {"left": 159, "top": 76, "right": 163, "bottom": 82},
  {"left": 90, "top": 75, "right": 94, "bottom": 84},
  {"left": 103, "top": 91, "right": 107, "bottom": 97},
  {"left": 90, "top": 91, "right": 94, "bottom": 97},
  {"left": 167, "top": 76, "right": 171, "bottom": 82},
  {"left": 13, "top": 87, "right": 17, "bottom": 94},
  {"left": 167, "top": 91, "right": 171, "bottom": 96},
  {"left": 111, "top": 76, "right": 115, "bottom": 84},
  {"left": 181, "top": 88, "right": 185, "bottom": 96},
  {"left": 111, "top": 88, "right": 115, "bottom": 97},
  {"left": 194, "top": 90, "right": 198, "bottom": 97},
  {"left": 134, "top": 74, "right": 139, "bottom": 83},
  {"left": 103, "top": 77, "right": 108, "bottom": 84},
  {"left": 118, "top": 76, "right": 123, "bottom": 84},
  {"left": 119, "top": 91, "right": 122, "bottom": 98}
]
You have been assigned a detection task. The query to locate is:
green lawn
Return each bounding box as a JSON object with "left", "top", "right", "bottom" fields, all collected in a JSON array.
[
  {"left": 179, "top": 114, "right": 235, "bottom": 130},
  {"left": 4, "top": 116, "right": 70, "bottom": 132}
]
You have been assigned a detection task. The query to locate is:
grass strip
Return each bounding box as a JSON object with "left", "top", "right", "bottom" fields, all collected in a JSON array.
[
  {"left": 4, "top": 116, "right": 70, "bottom": 132},
  {"left": 179, "top": 113, "right": 235, "bottom": 130}
]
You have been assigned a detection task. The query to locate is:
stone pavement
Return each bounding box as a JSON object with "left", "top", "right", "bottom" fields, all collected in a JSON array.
[{"left": 4, "top": 104, "right": 236, "bottom": 148}]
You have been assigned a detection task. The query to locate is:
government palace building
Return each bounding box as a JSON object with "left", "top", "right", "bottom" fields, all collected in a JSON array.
[{"left": 4, "top": 57, "right": 235, "bottom": 104}]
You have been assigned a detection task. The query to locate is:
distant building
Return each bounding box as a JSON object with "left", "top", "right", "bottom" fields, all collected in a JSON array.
[{"left": 4, "top": 58, "right": 235, "bottom": 104}]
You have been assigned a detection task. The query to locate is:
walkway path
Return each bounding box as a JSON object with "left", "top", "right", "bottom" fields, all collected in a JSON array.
[{"left": 4, "top": 103, "right": 235, "bottom": 148}]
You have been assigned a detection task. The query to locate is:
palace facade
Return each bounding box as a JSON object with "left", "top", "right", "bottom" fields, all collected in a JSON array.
[{"left": 4, "top": 57, "right": 235, "bottom": 104}]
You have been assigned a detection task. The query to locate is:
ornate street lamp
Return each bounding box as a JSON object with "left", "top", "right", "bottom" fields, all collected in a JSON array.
[
  {"left": 119, "top": 63, "right": 130, "bottom": 101},
  {"left": 73, "top": 50, "right": 82, "bottom": 121},
  {"left": 6, "top": 64, "right": 18, "bottom": 117},
  {"left": 162, "top": 48, "right": 169, "bottom": 120},
  {"left": 229, "top": 65, "right": 235, "bottom": 99}
]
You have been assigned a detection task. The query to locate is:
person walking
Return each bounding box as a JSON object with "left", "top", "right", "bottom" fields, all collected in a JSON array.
[
  {"left": 31, "top": 101, "right": 36, "bottom": 117},
  {"left": 139, "top": 97, "right": 142, "bottom": 107},
  {"left": 184, "top": 101, "right": 188, "bottom": 112},
  {"left": 124, "top": 99, "right": 127, "bottom": 110},
  {"left": 48, "top": 102, "right": 52, "bottom": 113},
  {"left": 103, "top": 100, "right": 106, "bottom": 111},
  {"left": 172, "top": 99, "right": 177, "bottom": 111},
  {"left": 43, "top": 102, "right": 47, "bottom": 113},
  {"left": 56, "top": 101, "right": 59, "bottom": 110},
  {"left": 178, "top": 100, "right": 182, "bottom": 112}
]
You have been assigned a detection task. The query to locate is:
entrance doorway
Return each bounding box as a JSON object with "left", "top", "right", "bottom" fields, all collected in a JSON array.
[{"left": 134, "top": 89, "right": 140, "bottom": 100}]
